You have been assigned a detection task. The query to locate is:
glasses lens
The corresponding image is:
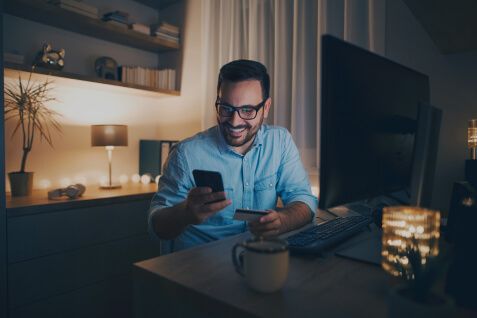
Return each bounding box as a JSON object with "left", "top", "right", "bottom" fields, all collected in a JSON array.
[
  {"left": 218, "top": 104, "right": 234, "bottom": 117},
  {"left": 238, "top": 107, "right": 256, "bottom": 119}
]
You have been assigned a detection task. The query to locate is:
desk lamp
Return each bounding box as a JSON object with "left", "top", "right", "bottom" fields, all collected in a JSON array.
[
  {"left": 381, "top": 206, "right": 440, "bottom": 279},
  {"left": 91, "top": 125, "right": 128, "bottom": 189},
  {"left": 466, "top": 119, "right": 477, "bottom": 186}
]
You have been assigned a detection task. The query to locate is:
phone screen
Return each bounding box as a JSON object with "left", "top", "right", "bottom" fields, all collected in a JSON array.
[{"left": 192, "top": 170, "right": 224, "bottom": 193}]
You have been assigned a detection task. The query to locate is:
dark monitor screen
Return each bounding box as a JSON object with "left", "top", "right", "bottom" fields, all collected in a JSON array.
[{"left": 319, "top": 35, "right": 430, "bottom": 210}]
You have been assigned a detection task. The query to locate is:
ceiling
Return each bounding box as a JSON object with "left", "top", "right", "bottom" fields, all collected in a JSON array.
[{"left": 402, "top": 0, "right": 477, "bottom": 54}]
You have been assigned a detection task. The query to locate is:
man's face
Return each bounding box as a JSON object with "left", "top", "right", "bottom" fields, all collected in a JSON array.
[{"left": 216, "top": 80, "right": 271, "bottom": 152}]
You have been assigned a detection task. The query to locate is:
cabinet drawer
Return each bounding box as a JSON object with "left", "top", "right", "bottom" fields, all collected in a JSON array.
[
  {"left": 10, "top": 274, "right": 132, "bottom": 318},
  {"left": 9, "top": 234, "right": 159, "bottom": 309},
  {"left": 8, "top": 199, "right": 151, "bottom": 263}
]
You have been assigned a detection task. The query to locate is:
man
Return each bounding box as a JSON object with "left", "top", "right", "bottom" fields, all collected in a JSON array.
[{"left": 148, "top": 59, "right": 317, "bottom": 253}]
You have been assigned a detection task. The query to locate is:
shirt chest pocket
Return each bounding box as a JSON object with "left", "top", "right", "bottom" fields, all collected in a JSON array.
[
  {"left": 253, "top": 174, "right": 277, "bottom": 209},
  {"left": 254, "top": 174, "right": 277, "bottom": 191}
]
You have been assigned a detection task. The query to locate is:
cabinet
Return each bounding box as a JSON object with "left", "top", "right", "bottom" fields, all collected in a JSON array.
[
  {"left": 6, "top": 184, "right": 160, "bottom": 318},
  {"left": 3, "top": 0, "right": 183, "bottom": 94}
]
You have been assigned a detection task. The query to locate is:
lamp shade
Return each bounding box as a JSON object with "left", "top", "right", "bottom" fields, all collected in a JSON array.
[
  {"left": 91, "top": 125, "right": 128, "bottom": 147},
  {"left": 468, "top": 119, "right": 477, "bottom": 149}
]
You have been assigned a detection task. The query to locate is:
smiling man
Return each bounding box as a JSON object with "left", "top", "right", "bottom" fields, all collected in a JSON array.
[{"left": 148, "top": 59, "right": 317, "bottom": 253}]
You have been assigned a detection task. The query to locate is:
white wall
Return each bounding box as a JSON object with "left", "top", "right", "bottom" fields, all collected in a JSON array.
[
  {"left": 4, "top": 0, "right": 204, "bottom": 190},
  {"left": 385, "top": 0, "right": 477, "bottom": 212}
]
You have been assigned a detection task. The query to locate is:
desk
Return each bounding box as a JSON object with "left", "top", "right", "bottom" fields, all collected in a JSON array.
[{"left": 133, "top": 210, "right": 391, "bottom": 318}]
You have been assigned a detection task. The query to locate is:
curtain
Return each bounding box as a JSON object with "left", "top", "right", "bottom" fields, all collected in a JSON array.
[{"left": 201, "top": 0, "right": 386, "bottom": 170}]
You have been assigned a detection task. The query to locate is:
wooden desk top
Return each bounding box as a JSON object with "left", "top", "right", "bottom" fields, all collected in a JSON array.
[
  {"left": 6, "top": 183, "right": 157, "bottom": 217},
  {"left": 134, "top": 220, "right": 391, "bottom": 318}
]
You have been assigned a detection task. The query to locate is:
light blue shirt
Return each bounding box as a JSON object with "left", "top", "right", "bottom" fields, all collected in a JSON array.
[{"left": 148, "top": 124, "right": 317, "bottom": 253}]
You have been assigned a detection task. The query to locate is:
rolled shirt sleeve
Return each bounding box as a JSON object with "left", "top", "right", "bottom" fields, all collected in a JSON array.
[{"left": 276, "top": 129, "right": 318, "bottom": 217}]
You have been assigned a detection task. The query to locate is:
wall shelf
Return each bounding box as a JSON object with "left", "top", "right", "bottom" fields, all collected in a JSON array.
[
  {"left": 4, "top": 63, "right": 180, "bottom": 96},
  {"left": 4, "top": 0, "right": 180, "bottom": 53}
]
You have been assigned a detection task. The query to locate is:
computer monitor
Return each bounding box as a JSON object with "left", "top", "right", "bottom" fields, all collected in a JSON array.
[{"left": 319, "top": 35, "right": 437, "bottom": 210}]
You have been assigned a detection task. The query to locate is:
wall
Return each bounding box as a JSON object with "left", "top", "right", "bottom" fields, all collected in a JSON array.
[
  {"left": 385, "top": 0, "right": 477, "bottom": 211},
  {"left": 3, "top": 0, "right": 204, "bottom": 190}
]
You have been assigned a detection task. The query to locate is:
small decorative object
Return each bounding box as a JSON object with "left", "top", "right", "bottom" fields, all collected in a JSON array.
[
  {"left": 381, "top": 206, "right": 440, "bottom": 278},
  {"left": 95, "top": 56, "right": 118, "bottom": 80},
  {"left": 4, "top": 66, "right": 62, "bottom": 196},
  {"left": 91, "top": 125, "right": 128, "bottom": 189},
  {"left": 382, "top": 206, "right": 454, "bottom": 318},
  {"left": 465, "top": 119, "right": 477, "bottom": 186},
  {"left": 34, "top": 43, "right": 65, "bottom": 70}
]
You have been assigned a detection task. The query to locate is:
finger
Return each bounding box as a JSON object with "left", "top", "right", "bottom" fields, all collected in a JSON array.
[
  {"left": 189, "top": 187, "right": 212, "bottom": 195},
  {"left": 200, "top": 199, "right": 232, "bottom": 214},
  {"left": 258, "top": 210, "right": 279, "bottom": 223},
  {"left": 193, "top": 192, "right": 226, "bottom": 205}
]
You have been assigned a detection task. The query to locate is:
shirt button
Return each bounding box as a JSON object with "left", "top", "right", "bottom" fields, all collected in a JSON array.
[
  {"left": 245, "top": 182, "right": 249, "bottom": 186},
  {"left": 246, "top": 207, "right": 250, "bottom": 210},
  {"left": 269, "top": 183, "right": 273, "bottom": 187},
  {"left": 244, "top": 158, "right": 247, "bottom": 161}
]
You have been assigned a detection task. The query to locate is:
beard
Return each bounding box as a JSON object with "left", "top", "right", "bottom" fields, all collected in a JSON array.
[{"left": 218, "top": 115, "right": 264, "bottom": 148}]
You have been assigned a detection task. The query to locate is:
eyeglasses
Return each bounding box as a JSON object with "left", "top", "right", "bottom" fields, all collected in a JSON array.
[{"left": 215, "top": 98, "right": 267, "bottom": 120}]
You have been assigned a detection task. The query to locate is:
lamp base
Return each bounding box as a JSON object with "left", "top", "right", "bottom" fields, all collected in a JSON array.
[
  {"left": 99, "top": 184, "right": 122, "bottom": 189},
  {"left": 465, "top": 159, "right": 477, "bottom": 187}
]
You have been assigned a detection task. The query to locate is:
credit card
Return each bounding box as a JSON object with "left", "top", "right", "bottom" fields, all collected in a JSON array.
[{"left": 234, "top": 209, "right": 269, "bottom": 222}]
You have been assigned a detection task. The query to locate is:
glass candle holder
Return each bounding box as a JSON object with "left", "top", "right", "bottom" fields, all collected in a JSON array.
[
  {"left": 468, "top": 119, "right": 477, "bottom": 160},
  {"left": 381, "top": 206, "right": 440, "bottom": 279}
]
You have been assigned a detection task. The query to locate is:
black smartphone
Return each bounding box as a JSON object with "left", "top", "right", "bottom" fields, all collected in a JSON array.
[{"left": 192, "top": 169, "right": 224, "bottom": 193}]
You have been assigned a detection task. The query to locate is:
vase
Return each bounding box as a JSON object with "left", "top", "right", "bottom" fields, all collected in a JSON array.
[
  {"left": 8, "top": 172, "right": 34, "bottom": 197},
  {"left": 388, "top": 285, "right": 455, "bottom": 318}
]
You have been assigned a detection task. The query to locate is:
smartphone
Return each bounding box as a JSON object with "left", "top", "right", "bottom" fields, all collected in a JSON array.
[
  {"left": 233, "top": 209, "right": 269, "bottom": 222},
  {"left": 192, "top": 169, "right": 224, "bottom": 193}
]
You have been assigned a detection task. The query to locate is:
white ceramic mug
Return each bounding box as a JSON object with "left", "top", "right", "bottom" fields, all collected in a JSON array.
[{"left": 232, "top": 237, "right": 289, "bottom": 293}]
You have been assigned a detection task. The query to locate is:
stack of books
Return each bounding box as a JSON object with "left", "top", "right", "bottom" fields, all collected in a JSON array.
[
  {"left": 102, "top": 10, "right": 129, "bottom": 29},
  {"left": 151, "top": 22, "right": 180, "bottom": 44},
  {"left": 129, "top": 23, "right": 150, "bottom": 35},
  {"left": 49, "top": 0, "right": 98, "bottom": 19},
  {"left": 119, "top": 66, "right": 176, "bottom": 91},
  {"left": 4, "top": 51, "right": 24, "bottom": 64}
]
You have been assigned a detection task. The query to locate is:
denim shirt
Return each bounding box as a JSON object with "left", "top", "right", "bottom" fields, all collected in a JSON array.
[{"left": 148, "top": 125, "right": 318, "bottom": 253}]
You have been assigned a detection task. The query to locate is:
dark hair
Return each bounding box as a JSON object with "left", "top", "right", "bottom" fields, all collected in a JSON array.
[{"left": 217, "top": 59, "right": 270, "bottom": 100}]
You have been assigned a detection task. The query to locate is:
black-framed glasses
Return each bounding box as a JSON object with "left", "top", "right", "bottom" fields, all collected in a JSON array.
[{"left": 215, "top": 98, "right": 267, "bottom": 120}]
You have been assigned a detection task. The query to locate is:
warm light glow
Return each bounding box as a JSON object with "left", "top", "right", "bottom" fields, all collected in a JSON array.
[
  {"left": 469, "top": 119, "right": 477, "bottom": 160},
  {"left": 155, "top": 175, "right": 161, "bottom": 184},
  {"left": 381, "top": 206, "right": 440, "bottom": 279},
  {"left": 60, "top": 178, "right": 72, "bottom": 188},
  {"left": 131, "top": 174, "right": 141, "bottom": 183},
  {"left": 141, "top": 174, "right": 151, "bottom": 184},
  {"left": 39, "top": 179, "right": 52, "bottom": 189},
  {"left": 99, "top": 175, "right": 108, "bottom": 185},
  {"left": 119, "top": 174, "right": 129, "bottom": 184},
  {"left": 468, "top": 119, "right": 477, "bottom": 148}
]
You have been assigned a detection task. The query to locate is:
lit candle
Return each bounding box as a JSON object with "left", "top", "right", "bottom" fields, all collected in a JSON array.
[{"left": 381, "top": 206, "right": 440, "bottom": 279}]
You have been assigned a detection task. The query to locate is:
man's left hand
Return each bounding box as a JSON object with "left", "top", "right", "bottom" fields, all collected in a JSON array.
[{"left": 248, "top": 210, "right": 287, "bottom": 237}]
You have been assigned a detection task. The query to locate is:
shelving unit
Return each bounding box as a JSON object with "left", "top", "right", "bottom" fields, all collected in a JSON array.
[
  {"left": 3, "top": 0, "right": 183, "bottom": 94},
  {"left": 4, "top": 62, "right": 181, "bottom": 96},
  {"left": 4, "top": 0, "right": 179, "bottom": 53}
]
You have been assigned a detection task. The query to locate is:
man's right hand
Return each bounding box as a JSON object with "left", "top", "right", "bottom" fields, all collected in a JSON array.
[{"left": 184, "top": 187, "right": 232, "bottom": 224}]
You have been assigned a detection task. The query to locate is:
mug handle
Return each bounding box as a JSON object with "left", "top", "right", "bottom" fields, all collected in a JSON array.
[{"left": 232, "top": 243, "right": 245, "bottom": 276}]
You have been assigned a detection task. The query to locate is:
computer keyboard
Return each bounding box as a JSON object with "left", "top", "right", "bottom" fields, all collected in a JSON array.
[{"left": 286, "top": 215, "right": 373, "bottom": 254}]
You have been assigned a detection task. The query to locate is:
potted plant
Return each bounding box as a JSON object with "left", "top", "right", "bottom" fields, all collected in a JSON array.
[
  {"left": 4, "top": 66, "right": 62, "bottom": 196},
  {"left": 387, "top": 237, "right": 455, "bottom": 318}
]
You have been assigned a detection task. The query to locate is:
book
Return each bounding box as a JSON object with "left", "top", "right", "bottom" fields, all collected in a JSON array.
[
  {"left": 4, "top": 52, "right": 24, "bottom": 64},
  {"left": 130, "top": 23, "right": 150, "bottom": 35},
  {"left": 50, "top": 0, "right": 98, "bottom": 16},
  {"left": 105, "top": 19, "right": 128, "bottom": 29},
  {"left": 56, "top": 3, "right": 98, "bottom": 19}
]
